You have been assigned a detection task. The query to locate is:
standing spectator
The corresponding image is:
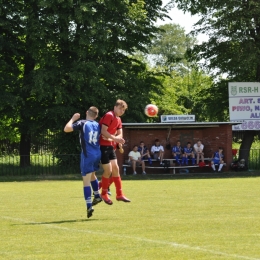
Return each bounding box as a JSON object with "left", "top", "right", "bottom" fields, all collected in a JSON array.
[
  {"left": 182, "top": 142, "right": 195, "bottom": 165},
  {"left": 64, "top": 107, "right": 102, "bottom": 218},
  {"left": 193, "top": 140, "right": 204, "bottom": 165},
  {"left": 138, "top": 141, "right": 152, "bottom": 165},
  {"left": 99, "top": 99, "right": 130, "bottom": 205},
  {"left": 151, "top": 139, "right": 164, "bottom": 165},
  {"left": 129, "top": 145, "right": 146, "bottom": 175},
  {"left": 172, "top": 140, "right": 182, "bottom": 165},
  {"left": 211, "top": 147, "right": 224, "bottom": 172}
]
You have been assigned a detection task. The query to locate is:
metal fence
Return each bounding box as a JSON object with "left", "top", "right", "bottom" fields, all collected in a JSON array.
[
  {"left": 0, "top": 149, "right": 259, "bottom": 176},
  {"left": 0, "top": 130, "right": 260, "bottom": 176},
  {"left": 0, "top": 154, "right": 79, "bottom": 176}
]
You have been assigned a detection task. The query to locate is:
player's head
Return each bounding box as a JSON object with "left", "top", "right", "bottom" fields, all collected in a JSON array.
[
  {"left": 140, "top": 141, "right": 145, "bottom": 147},
  {"left": 187, "top": 142, "right": 191, "bottom": 148},
  {"left": 197, "top": 140, "right": 202, "bottom": 146},
  {"left": 87, "top": 106, "right": 99, "bottom": 119},
  {"left": 219, "top": 147, "right": 223, "bottom": 152},
  {"left": 155, "top": 139, "right": 160, "bottom": 144},
  {"left": 132, "top": 145, "right": 138, "bottom": 151},
  {"left": 176, "top": 140, "right": 181, "bottom": 146},
  {"left": 114, "top": 99, "right": 128, "bottom": 117}
]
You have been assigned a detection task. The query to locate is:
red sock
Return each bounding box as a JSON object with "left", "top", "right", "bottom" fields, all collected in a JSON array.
[
  {"left": 108, "top": 176, "right": 114, "bottom": 186},
  {"left": 112, "top": 176, "right": 123, "bottom": 196},
  {"left": 101, "top": 176, "right": 110, "bottom": 195},
  {"left": 98, "top": 181, "right": 102, "bottom": 190}
]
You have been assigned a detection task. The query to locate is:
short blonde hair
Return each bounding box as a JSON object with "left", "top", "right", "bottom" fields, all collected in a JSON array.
[
  {"left": 115, "top": 99, "right": 128, "bottom": 110},
  {"left": 88, "top": 106, "right": 99, "bottom": 118}
]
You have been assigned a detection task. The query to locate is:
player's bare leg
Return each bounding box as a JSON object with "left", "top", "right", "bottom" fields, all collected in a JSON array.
[
  {"left": 131, "top": 160, "right": 137, "bottom": 174},
  {"left": 159, "top": 150, "right": 164, "bottom": 165},
  {"left": 196, "top": 154, "right": 200, "bottom": 165}
]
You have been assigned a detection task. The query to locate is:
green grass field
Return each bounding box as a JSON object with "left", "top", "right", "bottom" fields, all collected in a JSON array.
[{"left": 1, "top": 176, "right": 260, "bottom": 260}]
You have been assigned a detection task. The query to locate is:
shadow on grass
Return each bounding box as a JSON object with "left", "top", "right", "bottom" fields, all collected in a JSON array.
[{"left": 15, "top": 218, "right": 99, "bottom": 225}]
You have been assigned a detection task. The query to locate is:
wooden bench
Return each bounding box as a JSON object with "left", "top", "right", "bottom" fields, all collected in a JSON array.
[{"left": 123, "top": 158, "right": 215, "bottom": 174}]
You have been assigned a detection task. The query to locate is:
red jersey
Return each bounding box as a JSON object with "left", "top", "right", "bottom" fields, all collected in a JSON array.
[{"left": 99, "top": 111, "right": 122, "bottom": 146}]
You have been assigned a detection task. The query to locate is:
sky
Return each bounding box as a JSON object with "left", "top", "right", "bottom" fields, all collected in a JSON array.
[{"left": 156, "top": 3, "right": 209, "bottom": 44}]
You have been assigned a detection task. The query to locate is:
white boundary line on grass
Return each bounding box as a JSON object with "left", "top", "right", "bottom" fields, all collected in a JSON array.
[{"left": 2, "top": 216, "right": 260, "bottom": 260}]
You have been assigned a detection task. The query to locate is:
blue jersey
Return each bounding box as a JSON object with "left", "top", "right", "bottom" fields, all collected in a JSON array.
[
  {"left": 72, "top": 120, "right": 101, "bottom": 157},
  {"left": 183, "top": 147, "right": 193, "bottom": 154},
  {"left": 138, "top": 146, "right": 148, "bottom": 155},
  {"left": 213, "top": 151, "right": 224, "bottom": 162},
  {"left": 172, "top": 146, "right": 182, "bottom": 154}
]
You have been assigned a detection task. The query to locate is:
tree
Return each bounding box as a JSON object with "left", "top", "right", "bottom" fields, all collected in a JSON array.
[
  {"left": 148, "top": 23, "right": 196, "bottom": 74},
  {"left": 152, "top": 68, "right": 213, "bottom": 119},
  {"left": 170, "top": 0, "right": 260, "bottom": 162},
  {"left": 0, "top": 0, "right": 168, "bottom": 166},
  {"left": 146, "top": 23, "right": 213, "bottom": 119}
]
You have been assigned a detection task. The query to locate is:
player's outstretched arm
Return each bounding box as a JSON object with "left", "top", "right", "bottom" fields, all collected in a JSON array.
[{"left": 64, "top": 113, "right": 80, "bottom": 133}]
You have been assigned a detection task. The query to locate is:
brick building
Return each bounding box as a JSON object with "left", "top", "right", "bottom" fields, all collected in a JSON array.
[{"left": 116, "top": 122, "right": 239, "bottom": 174}]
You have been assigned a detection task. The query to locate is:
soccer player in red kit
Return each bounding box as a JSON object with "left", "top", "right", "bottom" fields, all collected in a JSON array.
[{"left": 99, "top": 99, "right": 130, "bottom": 205}]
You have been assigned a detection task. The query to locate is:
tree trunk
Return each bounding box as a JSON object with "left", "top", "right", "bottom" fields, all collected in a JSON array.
[
  {"left": 239, "top": 131, "right": 257, "bottom": 163},
  {"left": 20, "top": 133, "right": 31, "bottom": 167}
]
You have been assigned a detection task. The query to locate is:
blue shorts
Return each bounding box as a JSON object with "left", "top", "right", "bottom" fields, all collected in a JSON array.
[
  {"left": 80, "top": 152, "right": 101, "bottom": 176},
  {"left": 212, "top": 159, "right": 221, "bottom": 165}
]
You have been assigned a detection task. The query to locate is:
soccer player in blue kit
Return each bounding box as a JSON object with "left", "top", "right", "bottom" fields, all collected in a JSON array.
[
  {"left": 211, "top": 147, "right": 224, "bottom": 172},
  {"left": 182, "top": 142, "right": 195, "bottom": 165},
  {"left": 64, "top": 106, "right": 102, "bottom": 218},
  {"left": 172, "top": 140, "right": 183, "bottom": 165}
]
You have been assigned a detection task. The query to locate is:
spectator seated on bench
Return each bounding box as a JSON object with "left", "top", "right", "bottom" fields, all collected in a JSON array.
[
  {"left": 193, "top": 140, "right": 204, "bottom": 165},
  {"left": 211, "top": 147, "right": 224, "bottom": 172},
  {"left": 138, "top": 141, "right": 152, "bottom": 165},
  {"left": 151, "top": 139, "right": 164, "bottom": 165},
  {"left": 128, "top": 145, "right": 146, "bottom": 175},
  {"left": 182, "top": 142, "right": 195, "bottom": 166},
  {"left": 172, "top": 140, "right": 183, "bottom": 166}
]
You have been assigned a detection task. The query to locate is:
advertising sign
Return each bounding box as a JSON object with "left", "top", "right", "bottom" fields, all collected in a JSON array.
[
  {"left": 161, "top": 115, "right": 195, "bottom": 123},
  {"left": 229, "top": 82, "right": 260, "bottom": 130}
]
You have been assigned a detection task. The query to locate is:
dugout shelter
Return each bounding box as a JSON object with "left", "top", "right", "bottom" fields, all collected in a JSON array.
[{"left": 116, "top": 122, "right": 241, "bottom": 174}]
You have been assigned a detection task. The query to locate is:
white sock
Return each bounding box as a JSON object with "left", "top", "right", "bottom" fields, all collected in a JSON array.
[
  {"left": 218, "top": 164, "right": 223, "bottom": 171},
  {"left": 212, "top": 164, "right": 216, "bottom": 171}
]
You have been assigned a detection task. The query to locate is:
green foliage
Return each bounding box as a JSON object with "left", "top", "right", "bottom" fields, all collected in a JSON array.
[
  {"left": 192, "top": 77, "right": 229, "bottom": 122},
  {"left": 0, "top": 0, "right": 168, "bottom": 159},
  {"left": 152, "top": 67, "right": 214, "bottom": 119},
  {"left": 172, "top": 0, "right": 260, "bottom": 81},
  {"left": 148, "top": 23, "right": 196, "bottom": 74},
  {"left": 170, "top": 0, "right": 260, "bottom": 160},
  {"left": 146, "top": 23, "right": 215, "bottom": 120}
]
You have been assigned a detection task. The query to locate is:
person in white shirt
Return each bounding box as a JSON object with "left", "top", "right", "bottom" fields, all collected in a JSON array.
[
  {"left": 193, "top": 140, "right": 204, "bottom": 165},
  {"left": 128, "top": 145, "right": 146, "bottom": 175},
  {"left": 151, "top": 139, "right": 164, "bottom": 165}
]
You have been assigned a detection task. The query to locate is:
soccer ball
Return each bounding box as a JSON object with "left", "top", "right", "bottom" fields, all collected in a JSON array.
[{"left": 144, "top": 104, "right": 158, "bottom": 117}]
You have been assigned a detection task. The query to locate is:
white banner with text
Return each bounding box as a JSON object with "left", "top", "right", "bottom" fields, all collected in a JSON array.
[
  {"left": 229, "top": 82, "right": 260, "bottom": 130},
  {"left": 161, "top": 115, "right": 195, "bottom": 123}
]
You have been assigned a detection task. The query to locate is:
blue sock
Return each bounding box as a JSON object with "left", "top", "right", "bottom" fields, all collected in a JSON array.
[
  {"left": 148, "top": 157, "right": 152, "bottom": 165},
  {"left": 185, "top": 157, "right": 188, "bottom": 165},
  {"left": 175, "top": 155, "right": 180, "bottom": 164},
  {"left": 83, "top": 186, "right": 92, "bottom": 209},
  {"left": 192, "top": 158, "right": 195, "bottom": 165},
  {"left": 91, "top": 179, "right": 100, "bottom": 198},
  {"left": 182, "top": 157, "right": 185, "bottom": 164}
]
